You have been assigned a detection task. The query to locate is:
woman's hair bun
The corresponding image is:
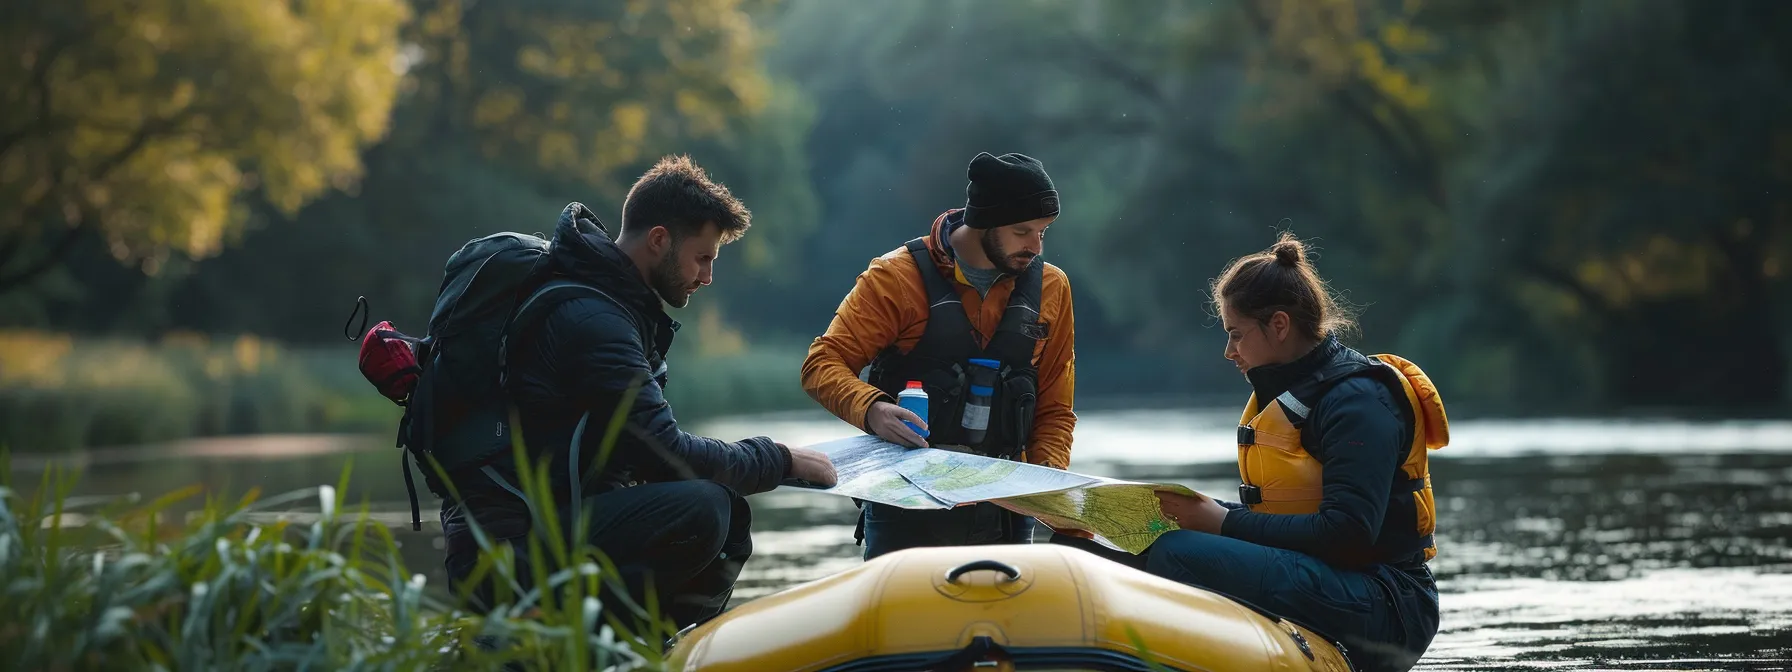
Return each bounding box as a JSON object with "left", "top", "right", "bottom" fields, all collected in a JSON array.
[{"left": 1270, "top": 233, "right": 1305, "bottom": 267}]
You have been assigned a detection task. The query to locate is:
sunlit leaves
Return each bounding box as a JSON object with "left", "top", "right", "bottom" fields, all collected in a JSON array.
[
  {"left": 1241, "top": 0, "right": 1440, "bottom": 111},
  {"left": 0, "top": 0, "right": 411, "bottom": 279},
  {"left": 411, "top": 0, "right": 774, "bottom": 195}
]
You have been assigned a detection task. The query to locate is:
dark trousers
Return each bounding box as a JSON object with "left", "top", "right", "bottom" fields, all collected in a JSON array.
[
  {"left": 1046, "top": 532, "right": 1153, "bottom": 570},
  {"left": 1141, "top": 530, "right": 1440, "bottom": 672},
  {"left": 860, "top": 501, "right": 1040, "bottom": 560},
  {"left": 442, "top": 479, "right": 752, "bottom": 633}
]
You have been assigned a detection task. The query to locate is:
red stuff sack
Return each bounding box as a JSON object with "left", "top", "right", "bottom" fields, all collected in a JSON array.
[{"left": 359, "top": 320, "right": 421, "bottom": 405}]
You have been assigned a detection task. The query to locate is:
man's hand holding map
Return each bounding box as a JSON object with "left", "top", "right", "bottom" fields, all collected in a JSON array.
[{"left": 782, "top": 435, "right": 1212, "bottom": 554}]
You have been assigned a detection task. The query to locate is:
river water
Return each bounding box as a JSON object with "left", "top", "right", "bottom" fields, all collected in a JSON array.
[{"left": 14, "top": 408, "right": 1792, "bottom": 670}]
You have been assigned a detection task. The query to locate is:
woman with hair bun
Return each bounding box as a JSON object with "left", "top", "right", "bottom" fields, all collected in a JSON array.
[{"left": 1146, "top": 231, "right": 1450, "bottom": 672}]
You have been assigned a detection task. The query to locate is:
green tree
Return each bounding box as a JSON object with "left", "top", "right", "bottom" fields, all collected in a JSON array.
[
  {"left": 152, "top": 0, "right": 811, "bottom": 345},
  {"left": 764, "top": 0, "right": 1792, "bottom": 411},
  {"left": 0, "top": 0, "right": 411, "bottom": 294},
  {"left": 397, "top": 0, "right": 777, "bottom": 196},
  {"left": 1448, "top": 0, "right": 1792, "bottom": 409}
]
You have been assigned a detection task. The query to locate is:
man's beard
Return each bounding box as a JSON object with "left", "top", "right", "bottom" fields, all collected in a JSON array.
[
  {"left": 651, "top": 248, "right": 694, "bottom": 308},
  {"left": 980, "top": 228, "right": 1037, "bottom": 275}
]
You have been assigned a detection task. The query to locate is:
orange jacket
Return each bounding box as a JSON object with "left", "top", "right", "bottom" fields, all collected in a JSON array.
[{"left": 800, "top": 210, "right": 1077, "bottom": 470}]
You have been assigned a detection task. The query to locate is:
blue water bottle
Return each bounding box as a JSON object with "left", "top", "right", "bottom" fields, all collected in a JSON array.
[
  {"left": 897, "top": 380, "right": 930, "bottom": 439},
  {"left": 961, "top": 358, "right": 1000, "bottom": 445}
]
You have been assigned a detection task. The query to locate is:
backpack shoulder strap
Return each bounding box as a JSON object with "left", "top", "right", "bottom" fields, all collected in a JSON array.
[
  {"left": 494, "top": 277, "right": 644, "bottom": 520},
  {"left": 498, "top": 278, "right": 639, "bottom": 386},
  {"left": 515, "top": 278, "right": 631, "bottom": 332}
]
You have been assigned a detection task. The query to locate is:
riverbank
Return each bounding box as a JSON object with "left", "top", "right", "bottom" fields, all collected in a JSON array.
[
  {"left": 0, "top": 331, "right": 813, "bottom": 454},
  {"left": 7, "top": 330, "right": 1790, "bottom": 456}
]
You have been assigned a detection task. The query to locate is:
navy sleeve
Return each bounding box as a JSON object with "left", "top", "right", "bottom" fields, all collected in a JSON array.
[
  {"left": 1218, "top": 376, "right": 1405, "bottom": 564},
  {"left": 549, "top": 299, "right": 792, "bottom": 495}
]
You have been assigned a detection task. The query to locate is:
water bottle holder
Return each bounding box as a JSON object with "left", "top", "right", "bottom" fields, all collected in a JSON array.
[{"left": 962, "top": 364, "right": 999, "bottom": 438}]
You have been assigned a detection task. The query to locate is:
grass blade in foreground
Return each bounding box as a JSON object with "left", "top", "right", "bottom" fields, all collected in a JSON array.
[{"left": 0, "top": 446, "right": 670, "bottom": 671}]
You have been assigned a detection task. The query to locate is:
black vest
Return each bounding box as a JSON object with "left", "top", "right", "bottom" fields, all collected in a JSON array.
[{"left": 865, "top": 238, "right": 1043, "bottom": 459}]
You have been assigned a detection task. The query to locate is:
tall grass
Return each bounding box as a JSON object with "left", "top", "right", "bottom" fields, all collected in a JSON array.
[
  {"left": 0, "top": 330, "right": 818, "bottom": 454},
  {"left": 0, "top": 439, "right": 681, "bottom": 671}
]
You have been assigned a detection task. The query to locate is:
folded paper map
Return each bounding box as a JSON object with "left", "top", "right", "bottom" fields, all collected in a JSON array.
[{"left": 785, "top": 435, "right": 1210, "bottom": 554}]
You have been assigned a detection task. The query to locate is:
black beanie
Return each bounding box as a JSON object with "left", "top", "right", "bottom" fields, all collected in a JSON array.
[{"left": 963, "top": 152, "right": 1060, "bottom": 229}]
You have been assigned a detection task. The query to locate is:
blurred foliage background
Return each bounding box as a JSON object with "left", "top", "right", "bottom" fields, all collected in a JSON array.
[{"left": 3, "top": 0, "right": 1790, "bottom": 452}]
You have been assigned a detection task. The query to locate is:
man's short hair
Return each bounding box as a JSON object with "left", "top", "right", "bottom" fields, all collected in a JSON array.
[{"left": 620, "top": 155, "right": 752, "bottom": 244}]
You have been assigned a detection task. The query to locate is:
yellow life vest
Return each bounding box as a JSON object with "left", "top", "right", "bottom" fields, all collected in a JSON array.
[{"left": 1235, "top": 353, "right": 1450, "bottom": 562}]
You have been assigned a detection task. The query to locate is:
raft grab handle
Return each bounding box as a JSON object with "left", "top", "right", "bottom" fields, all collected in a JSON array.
[{"left": 945, "top": 559, "right": 1022, "bottom": 584}]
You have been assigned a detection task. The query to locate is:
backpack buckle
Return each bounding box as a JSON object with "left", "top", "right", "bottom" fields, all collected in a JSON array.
[
  {"left": 1236, "top": 425, "right": 1256, "bottom": 445},
  {"left": 1239, "top": 484, "right": 1263, "bottom": 506}
]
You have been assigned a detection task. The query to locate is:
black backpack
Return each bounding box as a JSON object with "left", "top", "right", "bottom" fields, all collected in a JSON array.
[{"left": 353, "top": 207, "right": 629, "bottom": 530}]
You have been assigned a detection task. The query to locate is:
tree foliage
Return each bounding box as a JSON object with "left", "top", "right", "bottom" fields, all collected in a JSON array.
[
  {"left": 6, "top": 0, "right": 1791, "bottom": 414},
  {"left": 1452, "top": 0, "right": 1792, "bottom": 408},
  {"left": 400, "top": 0, "right": 776, "bottom": 195},
  {"left": 0, "top": 0, "right": 411, "bottom": 292},
  {"left": 108, "top": 0, "right": 807, "bottom": 345},
  {"left": 759, "top": 0, "right": 1792, "bottom": 409}
]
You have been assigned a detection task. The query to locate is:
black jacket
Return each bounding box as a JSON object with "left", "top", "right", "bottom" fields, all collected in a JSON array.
[
  {"left": 458, "top": 203, "right": 792, "bottom": 517},
  {"left": 1218, "top": 334, "right": 1431, "bottom": 569}
]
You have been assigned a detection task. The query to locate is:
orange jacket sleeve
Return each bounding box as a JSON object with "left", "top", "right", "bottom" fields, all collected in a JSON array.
[
  {"left": 800, "top": 255, "right": 915, "bottom": 432},
  {"left": 1026, "top": 266, "right": 1077, "bottom": 470}
]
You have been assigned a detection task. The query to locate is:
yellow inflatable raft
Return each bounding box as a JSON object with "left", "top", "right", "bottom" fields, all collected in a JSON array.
[{"left": 666, "top": 543, "right": 1354, "bottom": 672}]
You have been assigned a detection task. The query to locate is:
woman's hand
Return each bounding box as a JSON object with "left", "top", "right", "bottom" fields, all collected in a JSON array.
[{"left": 1155, "top": 490, "right": 1230, "bottom": 534}]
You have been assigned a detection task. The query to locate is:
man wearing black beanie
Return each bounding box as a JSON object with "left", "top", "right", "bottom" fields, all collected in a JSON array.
[
  {"left": 800, "top": 152, "right": 1085, "bottom": 559},
  {"left": 963, "top": 152, "right": 1061, "bottom": 235}
]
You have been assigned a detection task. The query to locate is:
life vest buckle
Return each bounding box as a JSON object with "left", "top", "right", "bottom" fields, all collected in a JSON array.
[
  {"left": 1239, "top": 484, "right": 1263, "bottom": 506},
  {"left": 1236, "top": 425, "right": 1256, "bottom": 445}
]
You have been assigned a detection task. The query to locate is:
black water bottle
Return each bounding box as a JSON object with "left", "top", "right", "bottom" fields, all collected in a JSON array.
[{"left": 961, "top": 358, "right": 1001, "bottom": 445}]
